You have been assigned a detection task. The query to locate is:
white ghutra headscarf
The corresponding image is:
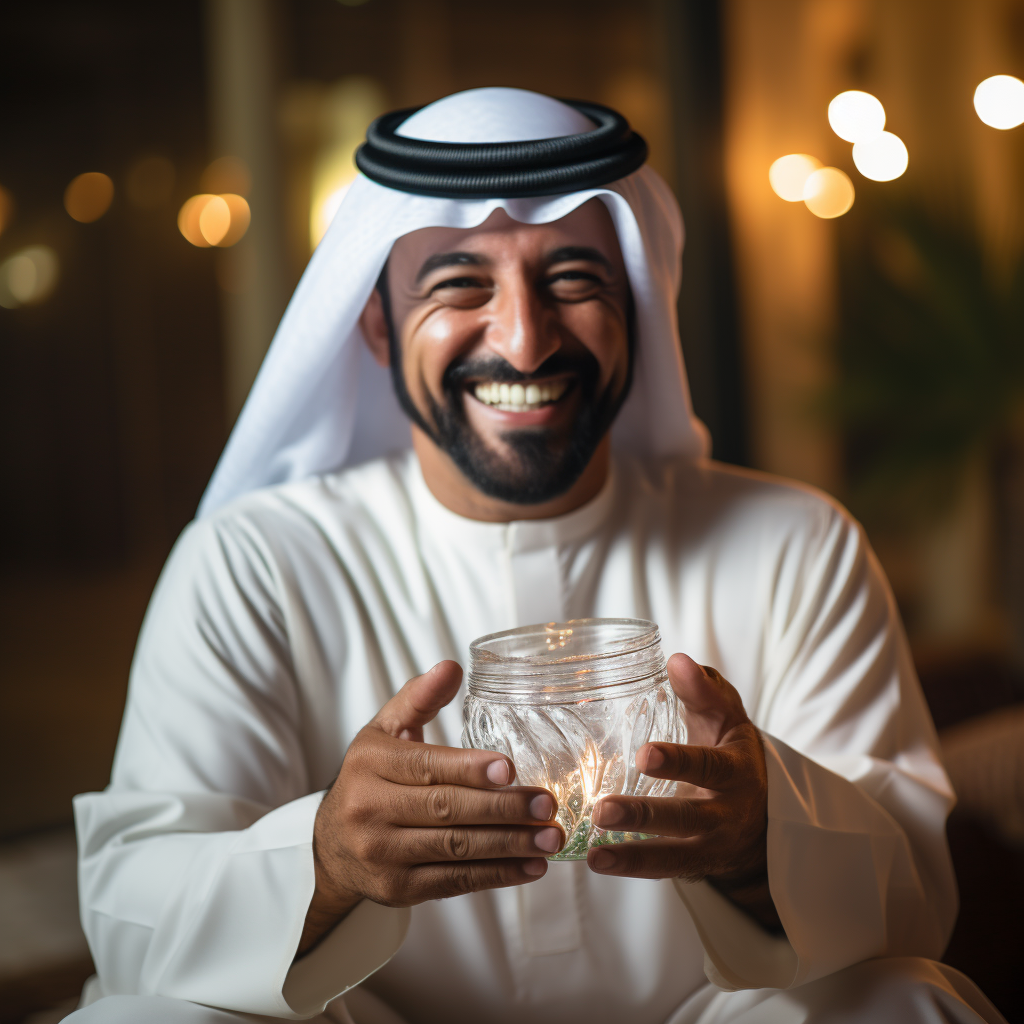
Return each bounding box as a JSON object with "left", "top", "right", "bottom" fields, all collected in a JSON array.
[{"left": 198, "top": 87, "right": 709, "bottom": 517}]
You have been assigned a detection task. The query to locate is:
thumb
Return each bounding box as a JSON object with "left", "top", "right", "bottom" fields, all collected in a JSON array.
[
  {"left": 372, "top": 660, "right": 464, "bottom": 740},
  {"left": 666, "top": 653, "right": 747, "bottom": 745}
]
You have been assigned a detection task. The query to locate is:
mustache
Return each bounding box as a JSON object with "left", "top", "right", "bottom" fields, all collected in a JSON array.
[{"left": 442, "top": 351, "right": 599, "bottom": 391}]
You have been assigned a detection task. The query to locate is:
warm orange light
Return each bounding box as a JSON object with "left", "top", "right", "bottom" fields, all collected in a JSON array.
[
  {"left": 803, "top": 167, "right": 855, "bottom": 219},
  {"left": 64, "top": 172, "right": 114, "bottom": 223},
  {"left": 769, "top": 154, "right": 823, "bottom": 202},
  {"left": 199, "top": 196, "right": 231, "bottom": 245},
  {"left": 178, "top": 193, "right": 251, "bottom": 248},
  {"left": 0, "top": 185, "right": 12, "bottom": 236},
  {"left": 178, "top": 194, "right": 214, "bottom": 247},
  {"left": 218, "top": 194, "right": 250, "bottom": 246}
]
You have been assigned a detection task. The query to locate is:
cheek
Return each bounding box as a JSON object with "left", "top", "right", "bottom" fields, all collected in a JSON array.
[
  {"left": 404, "top": 313, "right": 475, "bottom": 399},
  {"left": 562, "top": 305, "right": 630, "bottom": 390}
]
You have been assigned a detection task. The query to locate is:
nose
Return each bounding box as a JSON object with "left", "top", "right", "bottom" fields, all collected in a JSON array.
[{"left": 484, "top": 274, "right": 560, "bottom": 374}]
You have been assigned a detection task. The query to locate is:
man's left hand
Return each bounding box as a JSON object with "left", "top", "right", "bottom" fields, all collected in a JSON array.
[{"left": 588, "top": 653, "right": 773, "bottom": 915}]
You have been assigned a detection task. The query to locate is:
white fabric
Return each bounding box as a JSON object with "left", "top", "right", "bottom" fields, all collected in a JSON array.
[
  {"left": 75, "top": 452, "right": 967, "bottom": 1021},
  {"left": 197, "top": 87, "right": 708, "bottom": 518},
  {"left": 63, "top": 959, "right": 1007, "bottom": 1023}
]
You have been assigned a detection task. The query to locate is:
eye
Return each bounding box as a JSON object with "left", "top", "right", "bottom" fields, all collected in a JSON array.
[
  {"left": 428, "top": 275, "right": 493, "bottom": 307},
  {"left": 546, "top": 269, "right": 605, "bottom": 300}
]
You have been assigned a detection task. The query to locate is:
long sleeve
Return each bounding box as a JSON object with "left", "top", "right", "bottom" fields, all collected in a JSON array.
[
  {"left": 673, "top": 494, "right": 956, "bottom": 990},
  {"left": 74, "top": 514, "right": 409, "bottom": 1017}
]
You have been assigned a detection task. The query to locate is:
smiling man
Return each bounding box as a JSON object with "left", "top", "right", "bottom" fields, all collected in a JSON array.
[{"left": 69, "top": 89, "right": 1003, "bottom": 1024}]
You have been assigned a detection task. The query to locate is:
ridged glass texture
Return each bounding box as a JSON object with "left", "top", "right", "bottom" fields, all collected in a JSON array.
[{"left": 462, "top": 618, "right": 684, "bottom": 860}]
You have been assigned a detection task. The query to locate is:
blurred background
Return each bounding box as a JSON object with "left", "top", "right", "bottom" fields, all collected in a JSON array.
[{"left": 1, "top": 0, "right": 1023, "bottom": 1020}]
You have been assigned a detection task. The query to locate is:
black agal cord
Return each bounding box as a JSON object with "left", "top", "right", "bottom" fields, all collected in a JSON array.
[{"left": 355, "top": 99, "right": 647, "bottom": 199}]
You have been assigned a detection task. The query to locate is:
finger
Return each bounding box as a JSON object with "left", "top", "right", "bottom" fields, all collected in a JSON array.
[
  {"left": 373, "top": 661, "right": 465, "bottom": 740},
  {"left": 407, "top": 857, "right": 548, "bottom": 901},
  {"left": 634, "top": 742, "right": 745, "bottom": 789},
  {"left": 592, "top": 794, "right": 719, "bottom": 837},
  {"left": 402, "top": 824, "right": 564, "bottom": 863},
  {"left": 366, "top": 730, "right": 518, "bottom": 790},
  {"left": 586, "top": 837, "right": 716, "bottom": 881},
  {"left": 387, "top": 781, "right": 558, "bottom": 827}
]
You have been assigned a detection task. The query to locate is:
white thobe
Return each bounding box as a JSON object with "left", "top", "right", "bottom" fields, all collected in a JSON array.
[{"left": 73, "top": 451, "right": 968, "bottom": 1022}]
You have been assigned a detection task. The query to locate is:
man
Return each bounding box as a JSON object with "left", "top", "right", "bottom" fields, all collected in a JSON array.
[{"left": 68, "top": 88, "right": 1003, "bottom": 1023}]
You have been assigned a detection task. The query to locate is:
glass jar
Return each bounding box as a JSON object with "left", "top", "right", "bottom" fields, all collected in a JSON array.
[{"left": 462, "top": 617, "right": 684, "bottom": 860}]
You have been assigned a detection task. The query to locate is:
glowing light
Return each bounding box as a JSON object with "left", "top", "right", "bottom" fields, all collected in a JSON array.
[
  {"left": 0, "top": 246, "right": 59, "bottom": 308},
  {"left": 852, "top": 131, "right": 909, "bottom": 181},
  {"left": 199, "top": 196, "right": 231, "bottom": 245},
  {"left": 200, "top": 156, "right": 251, "bottom": 197},
  {"left": 308, "top": 76, "right": 388, "bottom": 249},
  {"left": 974, "top": 75, "right": 1024, "bottom": 130},
  {"left": 64, "top": 172, "right": 114, "bottom": 223},
  {"left": 178, "top": 193, "right": 251, "bottom": 248},
  {"left": 0, "top": 185, "right": 13, "bottom": 237},
  {"left": 828, "top": 91, "right": 886, "bottom": 143},
  {"left": 126, "top": 156, "right": 176, "bottom": 209},
  {"left": 802, "top": 167, "right": 855, "bottom": 219},
  {"left": 769, "top": 154, "right": 823, "bottom": 202}
]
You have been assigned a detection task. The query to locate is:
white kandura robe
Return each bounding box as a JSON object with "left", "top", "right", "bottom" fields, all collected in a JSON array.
[{"left": 74, "top": 451, "right": 966, "bottom": 1023}]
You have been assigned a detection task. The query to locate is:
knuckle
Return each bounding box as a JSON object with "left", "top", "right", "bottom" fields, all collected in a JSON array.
[
  {"left": 410, "top": 746, "right": 440, "bottom": 786},
  {"left": 441, "top": 828, "right": 472, "bottom": 860},
  {"left": 427, "top": 786, "right": 457, "bottom": 823}
]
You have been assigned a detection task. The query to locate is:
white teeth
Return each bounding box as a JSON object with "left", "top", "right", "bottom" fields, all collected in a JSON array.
[{"left": 471, "top": 379, "right": 568, "bottom": 410}]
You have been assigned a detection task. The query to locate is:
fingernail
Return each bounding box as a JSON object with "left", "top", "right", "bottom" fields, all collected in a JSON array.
[
  {"left": 486, "top": 760, "right": 510, "bottom": 785},
  {"left": 594, "top": 800, "right": 624, "bottom": 827},
  {"left": 642, "top": 746, "right": 665, "bottom": 771},
  {"left": 529, "top": 794, "right": 553, "bottom": 820},
  {"left": 523, "top": 858, "right": 547, "bottom": 876},
  {"left": 534, "top": 827, "right": 562, "bottom": 853},
  {"left": 590, "top": 849, "right": 615, "bottom": 871}
]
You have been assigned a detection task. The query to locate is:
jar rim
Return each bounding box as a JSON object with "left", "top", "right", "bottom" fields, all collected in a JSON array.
[
  {"left": 467, "top": 617, "right": 666, "bottom": 701},
  {"left": 470, "top": 617, "right": 659, "bottom": 666}
]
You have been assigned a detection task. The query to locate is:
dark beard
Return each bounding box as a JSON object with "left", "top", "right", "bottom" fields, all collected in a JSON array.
[{"left": 376, "top": 268, "right": 633, "bottom": 506}]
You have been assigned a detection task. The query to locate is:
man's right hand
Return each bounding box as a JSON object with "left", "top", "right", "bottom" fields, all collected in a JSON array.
[{"left": 299, "top": 661, "right": 562, "bottom": 954}]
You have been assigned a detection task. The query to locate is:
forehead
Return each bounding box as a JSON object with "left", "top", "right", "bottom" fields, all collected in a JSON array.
[{"left": 387, "top": 198, "right": 624, "bottom": 271}]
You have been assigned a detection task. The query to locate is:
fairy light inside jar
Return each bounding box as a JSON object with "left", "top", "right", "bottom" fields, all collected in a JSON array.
[{"left": 462, "top": 618, "right": 684, "bottom": 859}]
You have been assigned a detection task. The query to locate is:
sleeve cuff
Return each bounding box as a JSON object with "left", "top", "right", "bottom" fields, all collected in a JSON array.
[
  {"left": 283, "top": 900, "right": 411, "bottom": 1017},
  {"left": 672, "top": 878, "right": 798, "bottom": 990}
]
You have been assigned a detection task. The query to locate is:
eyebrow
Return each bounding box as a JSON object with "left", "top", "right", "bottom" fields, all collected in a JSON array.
[
  {"left": 416, "top": 251, "right": 489, "bottom": 282},
  {"left": 545, "top": 246, "right": 613, "bottom": 272}
]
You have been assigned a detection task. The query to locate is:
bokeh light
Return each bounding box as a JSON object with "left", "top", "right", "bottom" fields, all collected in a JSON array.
[
  {"left": 178, "top": 193, "right": 251, "bottom": 247},
  {"left": 974, "top": 75, "right": 1024, "bottom": 130},
  {"left": 828, "top": 91, "right": 886, "bottom": 143},
  {"left": 852, "top": 131, "right": 909, "bottom": 181},
  {"left": 769, "top": 154, "right": 823, "bottom": 202},
  {"left": 0, "top": 185, "right": 12, "bottom": 236},
  {"left": 126, "top": 156, "right": 176, "bottom": 209},
  {"left": 802, "top": 167, "right": 855, "bottom": 219},
  {"left": 200, "top": 156, "right": 251, "bottom": 197},
  {"left": 64, "top": 172, "right": 114, "bottom": 223},
  {"left": 0, "top": 246, "right": 59, "bottom": 308}
]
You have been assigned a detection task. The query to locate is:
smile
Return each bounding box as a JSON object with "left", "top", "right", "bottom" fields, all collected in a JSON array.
[{"left": 471, "top": 379, "right": 569, "bottom": 412}]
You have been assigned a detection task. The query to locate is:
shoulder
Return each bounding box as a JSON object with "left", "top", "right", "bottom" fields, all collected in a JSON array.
[
  {"left": 622, "top": 456, "right": 857, "bottom": 546},
  {"left": 168, "top": 453, "right": 419, "bottom": 597}
]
